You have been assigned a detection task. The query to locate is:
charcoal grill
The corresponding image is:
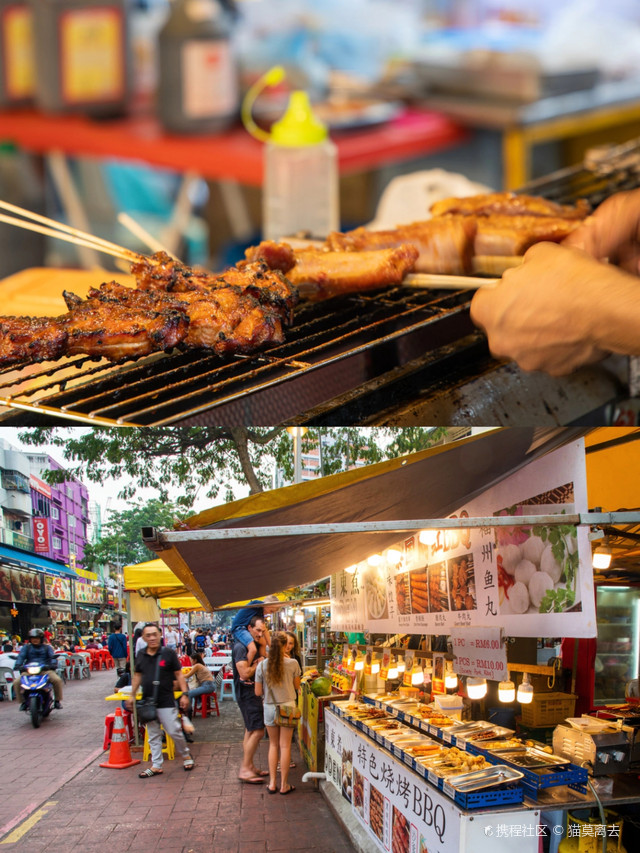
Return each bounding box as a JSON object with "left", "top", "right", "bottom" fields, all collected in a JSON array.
[{"left": 1, "top": 139, "right": 639, "bottom": 427}]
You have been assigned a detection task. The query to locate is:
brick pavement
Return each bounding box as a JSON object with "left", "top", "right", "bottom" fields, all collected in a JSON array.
[{"left": 0, "top": 669, "right": 355, "bottom": 853}]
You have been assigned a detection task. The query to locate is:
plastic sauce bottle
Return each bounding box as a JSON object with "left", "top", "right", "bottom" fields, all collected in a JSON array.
[
  {"left": 157, "top": 0, "right": 238, "bottom": 134},
  {"left": 243, "top": 67, "right": 339, "bottom": 241},
  {"left": 29, "top": 0, "right": 131, "bottom": 117},
  {"left": 0, "top": 0, "right": 36, "bottom": 108}
]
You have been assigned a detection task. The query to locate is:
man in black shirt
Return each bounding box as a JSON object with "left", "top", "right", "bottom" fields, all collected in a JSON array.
[{"left": 129, "top": 623, "right": 194, "bottom": 777}]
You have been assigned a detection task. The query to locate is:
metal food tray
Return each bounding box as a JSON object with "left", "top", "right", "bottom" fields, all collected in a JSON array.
[
  {"left": 488, "top": 747, "right": 569, "bottom": 769},
  {"left": 447, "top": 764, "right": 524, "bottom": 793},
  {"left": 456, "top": 723, "right": 515, "bottom": 741}
]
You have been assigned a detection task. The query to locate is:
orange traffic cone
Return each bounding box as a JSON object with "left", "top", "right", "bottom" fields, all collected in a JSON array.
[{"left": 100, "top": 708, "right": 141, "bottom": 769}]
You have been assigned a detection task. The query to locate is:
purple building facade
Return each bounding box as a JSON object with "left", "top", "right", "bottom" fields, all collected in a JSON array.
[{"left": 27, "top": 454, "right": 91, "bottom": 571}]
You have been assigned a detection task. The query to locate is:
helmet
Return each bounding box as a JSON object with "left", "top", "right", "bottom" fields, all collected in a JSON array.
[{"left": 28, "top": 628, "right": 45, "bottom": 640}]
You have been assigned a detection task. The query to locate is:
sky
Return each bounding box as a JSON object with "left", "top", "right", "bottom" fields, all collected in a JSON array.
[{"left": 0, "top": 426, "right": 190, "bottom": 518}]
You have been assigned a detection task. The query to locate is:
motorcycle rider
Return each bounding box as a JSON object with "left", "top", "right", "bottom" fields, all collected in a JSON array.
[{"left": 14, "top": 628, "right": 63, "bottom": 710}]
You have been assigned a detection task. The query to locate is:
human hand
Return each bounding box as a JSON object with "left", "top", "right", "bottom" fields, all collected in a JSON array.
[
  {"left": 470, "top": 242, "right": 609, "bottom": 375},
  {"left": 564, "top": 189, "right": 640, "bottom": 274},
  {"left": 179, "top": 694, "right": 190, "bottom": 710}
]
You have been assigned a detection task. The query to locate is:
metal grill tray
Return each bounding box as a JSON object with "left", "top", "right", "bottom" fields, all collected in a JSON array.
[
  {"left": 487, "top": 747, "right": 570, "bottom": 769},
  {"left": 446, "top": 764, "right": 524, "bottom": 792}
]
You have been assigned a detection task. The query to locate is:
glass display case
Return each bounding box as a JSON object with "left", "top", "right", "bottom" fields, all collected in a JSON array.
[{"left": 594, "top": 586, "right": 640, "bottom": 705}]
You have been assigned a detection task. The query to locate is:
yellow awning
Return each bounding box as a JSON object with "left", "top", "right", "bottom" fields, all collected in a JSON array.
[{"left": 123, "top": 558, "right": 206, "bottom": 610}]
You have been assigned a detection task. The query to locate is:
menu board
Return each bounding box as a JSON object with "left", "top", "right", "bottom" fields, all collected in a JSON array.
[
  {"left": 0, "top": 566, "right": 43, "bottom": 603},
  {"left": 331, "top": 440, "right": 595, "bottom": 638},
  {"left": 75, "top": 581, "right": 103, "bottom": 604},
  {"left": 45, "top": 574, "right": 72, "bottom": 602},
  {"left": 325, "top": 709, "right": 460, "bottom": 853}
]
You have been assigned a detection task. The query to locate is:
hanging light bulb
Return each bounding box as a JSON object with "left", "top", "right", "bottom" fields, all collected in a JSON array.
[
  {"left": 367, "top": 554, "right": 382, "bottom": 567},
  {"left": 419, "top": 529, "right": 438, "bottom": 546},
  {"left": 445, "top": 665, "right": 458, "bottom": 690},
  {"left": 397, "top": 656, "right": 406, "bottom": 674},
  {"left": 411, "top": 664, "right": 424, "bottom": 686},
  {"left": 498, "top": 679, "right": 516, "bottom": 703},
  {"left": 294, "top": 609, "right": 304, "bottom": 624},
  {"left": 466, "top": 677, "right": 488, "bottom": 700},
  {"left": 371, "top": 656, "right": 381, "bottom": 675},
  {"left": 387, "top": 658, "right": 399, "bottom": 680},
  {"left": 517, "top": 673, "right": 534, "bottom": 704},
  {"left": 386, "top": 549, "right": 402, "bottom": 564},
  {"left": 592, "top": 539, "right": 612, "bottom": 570},
  {"left": 354, "top": 653, "right": 365, "bottom": 671},
  {"left": 344, "top": 564, "right": 357, "bottom": 574}
]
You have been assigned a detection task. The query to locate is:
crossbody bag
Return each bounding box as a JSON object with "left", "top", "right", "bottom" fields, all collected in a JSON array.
[{"left": 136, "top": 651, "right": 163, "bottom": 723}]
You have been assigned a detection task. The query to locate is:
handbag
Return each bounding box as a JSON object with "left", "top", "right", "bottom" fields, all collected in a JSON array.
[
  {"left": 136, "top": 651, "right": 163, "bottom": 723},
  {"left": 275, "top": 702, "right": 301, "bottom": 728}
]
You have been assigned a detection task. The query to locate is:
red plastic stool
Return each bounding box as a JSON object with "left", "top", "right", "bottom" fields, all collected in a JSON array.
[
  {"left": 194, "top": 691, "right": 219, "bottom": 718},
  {"left": 103, "top": 710, "right": 134, "bottom": 749}
]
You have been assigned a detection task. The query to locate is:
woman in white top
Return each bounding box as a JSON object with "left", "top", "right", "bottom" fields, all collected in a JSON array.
[{"left": 255, "top": 632, "right": 301, "bottom": 795}]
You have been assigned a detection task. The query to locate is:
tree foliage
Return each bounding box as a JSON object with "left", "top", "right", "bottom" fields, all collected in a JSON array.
[
  {"left": 84, "top": 497, "right": 190, "bottom": 571},
  {"left": 19, "top": 426, "right": 452, "bottom": 510}
]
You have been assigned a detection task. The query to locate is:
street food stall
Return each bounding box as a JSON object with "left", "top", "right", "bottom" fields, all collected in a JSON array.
[{"left": 138, "top": 427, "right": 640, "bottom": 852}]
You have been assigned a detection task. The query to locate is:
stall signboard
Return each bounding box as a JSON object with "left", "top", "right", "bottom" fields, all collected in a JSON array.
[
  {"left": 339, "top": 440, "right": 595, "bottom": 638},
  {"left": 44, "top": 574, "right": 71, "bottom": 602},
  {"left": 75, "top": 582, "right": 103, "bottom": 605},
  {"left": 330, "top": 568, "right": 366, "bottom": 632},
  {"left": 325, "top": 706, "right": 355, "bottom": 801},
  {"left": 326, "top": 709, "right": 460, "bottom": 853},
  {"left": 450, "top": 627, "right": 508, "bottom": 680},
  {"left": 0, "top": 566, "right": 43, "bottom": 603},
  {"left": 299, "top": 682, "right": 321, "bottom": 771}
]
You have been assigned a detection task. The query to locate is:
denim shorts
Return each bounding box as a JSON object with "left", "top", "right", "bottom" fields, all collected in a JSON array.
[
  {"left": 232, "top": 626, "right": 254, "bottom": 649},
  {"left": 238, "top": 692, "right": 264, "bottom": 732}
]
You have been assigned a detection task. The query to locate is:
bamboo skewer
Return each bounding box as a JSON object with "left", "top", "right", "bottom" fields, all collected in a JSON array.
[
  {"left": 0, "top": 211, "right": 138, "bottom": 264},
  {"left": 404, "top": 273, "right": 499, "bottom": 290},
  {"left": 117, "top": 211, "right": 176, "bottom": 257},
  {"left": 0, "top": 198, "right": 142, "bottom": 262}
]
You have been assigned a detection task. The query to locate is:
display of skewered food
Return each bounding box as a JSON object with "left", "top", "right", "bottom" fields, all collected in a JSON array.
[
  {"left": 0, "top": 190, "right": 590, "bottom": 368},
  {"left": 369, "top": 785, "right": 385, "bottom": 840},
  {"left": 392, "top": 805, "right": 410, "bottom": 853},
  {"left": 409, "top": 567, "right": 429, "bottom": 613}
]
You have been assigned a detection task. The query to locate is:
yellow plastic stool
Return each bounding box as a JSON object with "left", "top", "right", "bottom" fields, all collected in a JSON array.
[
  {"left": 142, "top": 725, "right": 175, "bottom": 762},
  {"left": 558, "top": 810, "right": 626, "bottom": 853}
]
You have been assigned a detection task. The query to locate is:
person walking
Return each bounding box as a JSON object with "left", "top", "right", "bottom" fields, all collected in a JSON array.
[
  {"left": 232, "top": 615, "right": 268, "bottom": 784},
  {"left": 107, "top": 625, "right": 128, "bottom": 669},
  {"left": 255, "top": 632, "right": 301, "bottom": 795},
  {"left": 127, "top": 623, "right": 195, "bottom": 778}
]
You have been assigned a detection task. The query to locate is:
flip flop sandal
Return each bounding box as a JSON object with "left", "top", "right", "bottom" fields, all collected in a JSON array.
[
  {"left": 267, "top": 786, "right": 278, "bottom": 794},
  {"left": 183, "top": 757, "right": 195, "bottom": 771},
  {"left": 280, "top": 785, "right": 296, "bottom": 795},
  {"left": 139, "top": 768, "right": 163, "bottom": 778}
]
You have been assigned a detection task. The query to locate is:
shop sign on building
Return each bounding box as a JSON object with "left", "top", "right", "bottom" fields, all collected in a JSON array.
[
  {"left": 44, "top": 574, "right": 71, "bottom": 602},
  {"left": 333, "top": 440, "right": 596, "bottom": 639},
  {"left": 33, "top": 517, "right": 50, "bottom": 553},
  {"left": 75, "top": 581, "right": 103, "bottom": 605},
  {"left": 29, "top": 475, "right": 52, "bottom": 498},
  {"left": 0, "top": 566, "right": 43, "bottom": 603}
]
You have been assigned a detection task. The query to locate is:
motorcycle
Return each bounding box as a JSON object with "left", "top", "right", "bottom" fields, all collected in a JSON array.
[{"left": 20, "top": 665, "right": 55, "bottom": 728}]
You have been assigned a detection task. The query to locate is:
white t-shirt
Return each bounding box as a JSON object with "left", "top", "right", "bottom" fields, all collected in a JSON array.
[
  {"left": 165, "top": 629, "right": 179, "bottom": 646},
  {"left": 256, "top": 657, "right": 301, "bottom": 706}
]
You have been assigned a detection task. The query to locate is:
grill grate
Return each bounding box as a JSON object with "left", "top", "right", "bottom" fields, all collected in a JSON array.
[
  {"left": 0, "top": 286, "right": 473, "bottom": 425},
  {"left": 2, "top": 139, "right": 640, "bottom": 426}
]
